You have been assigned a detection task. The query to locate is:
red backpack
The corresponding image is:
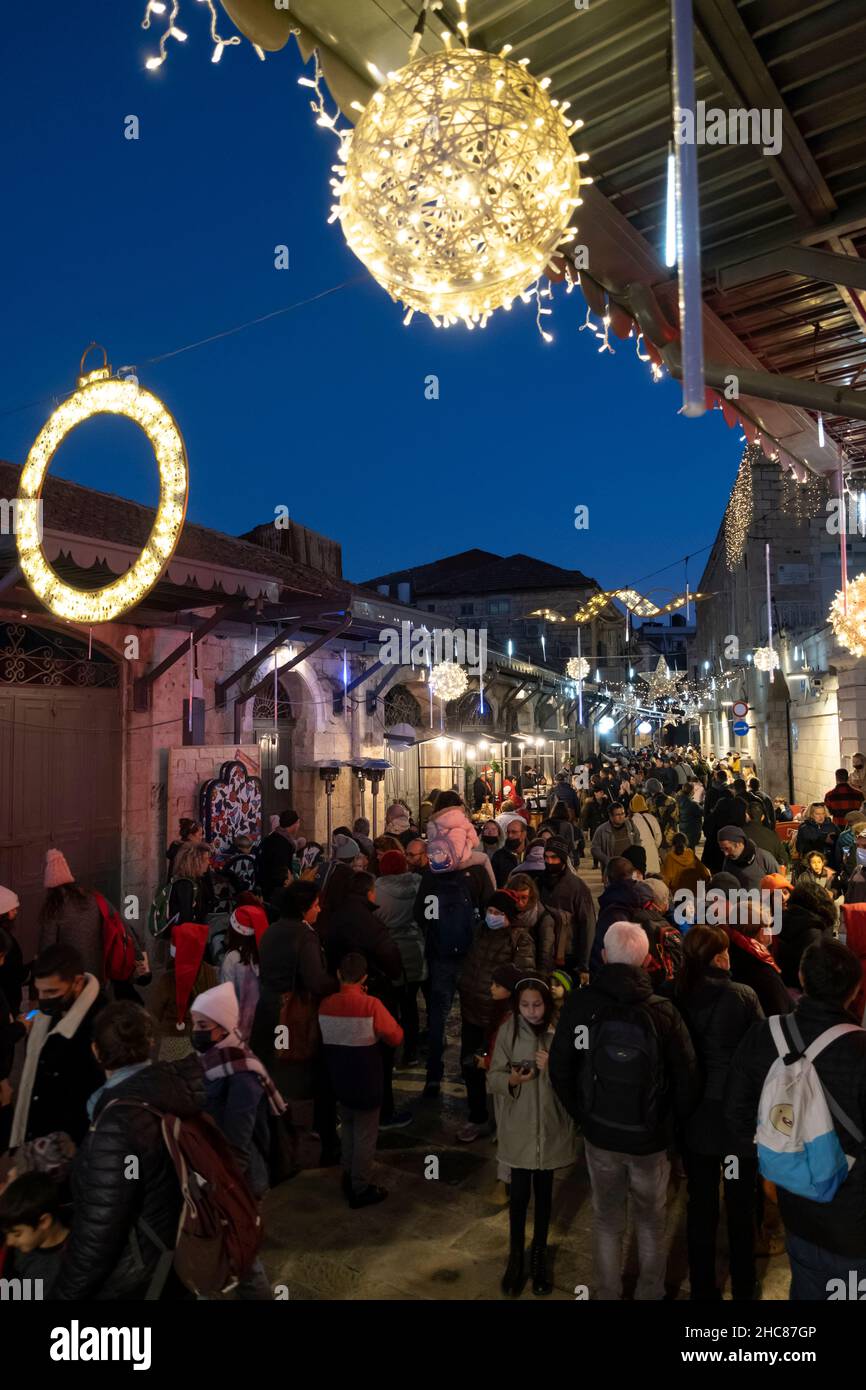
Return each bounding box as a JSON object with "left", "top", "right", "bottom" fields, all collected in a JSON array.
[
  {"left": 100, "top": 1102, "right": 263, "bottom": 1298},
  {"left": 95, "top": 891, "right": 137, "bottom": 982}
]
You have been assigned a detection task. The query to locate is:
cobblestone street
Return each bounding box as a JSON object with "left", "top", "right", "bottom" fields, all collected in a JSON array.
[{"left": 261, "top": 862, "right": 791, "bottom": 1302}]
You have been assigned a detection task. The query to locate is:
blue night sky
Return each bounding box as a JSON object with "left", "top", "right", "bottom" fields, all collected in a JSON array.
[{"left": 1, "top": 3, "right": 739, "bottom": 596}]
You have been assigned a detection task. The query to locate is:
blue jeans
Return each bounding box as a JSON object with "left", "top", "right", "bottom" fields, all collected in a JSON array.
[
  {"left": 786, "top": 1231, "right": 866, "bottom": 1301},
  {"left": 425, "top": 956, "right": 462, "bottom": 1084}
]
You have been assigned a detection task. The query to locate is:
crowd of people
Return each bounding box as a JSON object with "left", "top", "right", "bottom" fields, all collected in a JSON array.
[{"left": 1, "top": 743, "right": 865, "bottom": 1303}]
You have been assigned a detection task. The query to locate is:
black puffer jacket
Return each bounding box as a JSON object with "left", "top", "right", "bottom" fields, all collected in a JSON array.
[
  {"left": 675, "top": 968, "right": 764, "bottom": 1154},
  {"left": 726, "top": 998, "right": 866, "bottom": 1257},
  {"left": 549, "top": 962, "right": 700, "bottom": 1154},
  {"left": 53, "top": 1055, "right": 206, "bottom": 1300},
  {"left": 322, "top": 897, "right": 403, "bottom": 1006},
  {"left": 777, "top": 902, "right": 831, "bottom": 988}
]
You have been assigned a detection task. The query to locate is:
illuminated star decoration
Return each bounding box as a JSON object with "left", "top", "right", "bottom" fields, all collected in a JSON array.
[{"left": 639, "top": 657, "right": 685, "bottom": 700}]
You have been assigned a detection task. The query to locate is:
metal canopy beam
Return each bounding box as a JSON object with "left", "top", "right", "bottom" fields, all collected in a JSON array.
[
  {"left": 332, "top": 658, "right": 384, "bottom": 715},
  {"left": 233, "top": 616, "right": 353, "bottom": 741},
  {"left": 133, "top": 601, "right": 251, "bottom": 712},
  {"left": 214, "top": 621, "right": 303, "bottom": 709},
  {"left": 702, "top": 189, "right": 866, "bottom": 273},
  {"left": 661, "top": 341, "right": 866, "bottom": 422},
  {"left": 718, "top": 245, "right": 866, "bottom": 295}
]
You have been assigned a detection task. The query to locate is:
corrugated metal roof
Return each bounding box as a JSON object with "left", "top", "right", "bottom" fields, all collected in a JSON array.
[{"left": 281, "top": 0, "right": 866, "bottom": 470}]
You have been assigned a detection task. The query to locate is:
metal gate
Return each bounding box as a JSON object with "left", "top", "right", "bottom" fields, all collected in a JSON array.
[
  {"left": 0, "top": 624, "right": 122, "bottom": 959},
  {"left": 253, "top": 681, "right": 295, "bottom": 826}
]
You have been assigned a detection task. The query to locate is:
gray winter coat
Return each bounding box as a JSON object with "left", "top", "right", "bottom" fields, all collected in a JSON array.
[
  {"left": 590, "top": 818, "right": 641, "bottom": 869},
  {"left": 488, "top": 1015, "right": 578, "bottom": 1170},
  {"left": 373, "top": 872, "right": 426, "bottom": 983}
]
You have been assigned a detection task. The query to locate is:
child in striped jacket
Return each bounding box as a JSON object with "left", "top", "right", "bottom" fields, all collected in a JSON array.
[{"left": 319, "top": 952, "right": 403, "bottom": 1209}]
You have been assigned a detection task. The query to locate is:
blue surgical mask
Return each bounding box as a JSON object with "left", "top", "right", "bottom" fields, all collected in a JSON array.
[
  {"left": 485, "top": 912, "right": 507, "bottom": 930},
  {"left": 857, "top": 848, "right": 866, "bottom": 866}
]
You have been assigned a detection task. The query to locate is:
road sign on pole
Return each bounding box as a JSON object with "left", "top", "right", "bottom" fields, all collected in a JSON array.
[
  {"left": 732, "top": 718, "right": 749, "bottom": 737},
  {"left": 732, "top": 700, "right": 749, "bottom": 719}
]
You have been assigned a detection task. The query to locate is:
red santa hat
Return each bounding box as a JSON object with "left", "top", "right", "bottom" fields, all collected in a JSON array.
[
  {"left": 230, "top": 904, "right": 269, "bottom": 946},
  {"left": 171, "top": 920, "right": 210, "bottom": 1028}
]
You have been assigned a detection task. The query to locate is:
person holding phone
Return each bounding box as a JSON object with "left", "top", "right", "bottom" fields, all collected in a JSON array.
[{"left": 488, "top": 976, "right": 577, "bottom": 1298}]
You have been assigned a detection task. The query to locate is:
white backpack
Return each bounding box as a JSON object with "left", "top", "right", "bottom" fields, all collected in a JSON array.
[{"left": 756, "top": 1014, "right": 864, "bottom": 1203}]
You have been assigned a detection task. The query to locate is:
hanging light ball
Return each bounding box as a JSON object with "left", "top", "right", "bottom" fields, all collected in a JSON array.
[
  {"left": 336, "top": 47, "right": 587, "bottom": 328},
  {"left": 429, "top": 660, "right": 468, "bottom": 701},
  {"left": 566, "top": 656, "right": 590, "bottom": 680},
  {"left": 753, "top": 646, "right": 781, "bottom": 672},
  {"left": 829, "top": 573, "right": 866, "bottom": 658}
]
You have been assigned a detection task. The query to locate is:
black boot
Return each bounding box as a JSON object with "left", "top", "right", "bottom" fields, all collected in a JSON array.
[
  {"left": 501, "top": 1247, "right": 525, "bottom": 1297},
  {"left": 530, "top": 1242, "right": 552, "bottom": 1296}
]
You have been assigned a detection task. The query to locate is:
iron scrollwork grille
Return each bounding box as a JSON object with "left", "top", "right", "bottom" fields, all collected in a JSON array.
[{"left": 0, "top": 624, "right": 119, "bottom": 688}]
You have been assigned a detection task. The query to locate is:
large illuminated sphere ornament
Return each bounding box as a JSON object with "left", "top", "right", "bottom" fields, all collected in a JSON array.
[
  {"left": 16, "top": 352, "right": 188, "bottom": 624},
  {"left": 829, "top": 574, "right": 866, "bottom": 658},
  {"left": 566, "top": 656, "right": 590, "bottom": 681},
  {"left": 753, "top": 646, "right": 781, "bottom": 673},
  {"left": 336, "top": 48, "right": 587, "bottom": 328},
  {"left": 429, "top": 660, "right": 468, "bottom": 702}
]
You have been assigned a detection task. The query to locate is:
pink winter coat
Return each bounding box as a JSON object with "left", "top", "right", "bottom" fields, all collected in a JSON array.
[{"left": 427, "top": 806, "right": 496, "bottom": 890}]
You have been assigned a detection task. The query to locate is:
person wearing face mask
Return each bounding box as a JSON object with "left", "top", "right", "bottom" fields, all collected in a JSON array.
[
  {"left": 456, "top": 890, "right": 535, "bottom": 1143},
  {"left": 491, "top": 818, "right": 529, "bottom": 888},
  {"left": 191, "top": 982, "right": 285, "bottom": 1297},
  {"left": 9, "top": 943, "right": 107, "bottom": 1149},
  {"left": 537, "top": 838, "right": 595, "bottom": 983},
  {"left": 479, "top": 819, "right": 505, "bottom": 862},
  {"left": 722, "top": 903, "right": 793, "bottom": 1017},
  {"left": 488, "top": 977, "right": 578, "bottom": 1296}
]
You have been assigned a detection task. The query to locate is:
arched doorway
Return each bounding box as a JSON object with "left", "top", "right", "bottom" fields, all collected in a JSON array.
[
  {"left": 253, "top": 677, "right": 296, "bottom": 824},
  {"left": 0, "top": 622, "right": 122, "bottom": 958}
]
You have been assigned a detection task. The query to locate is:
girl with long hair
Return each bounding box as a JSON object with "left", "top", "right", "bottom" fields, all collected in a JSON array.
[{"left": 488, "top": 977, "right": 577, "bottom": 1298}]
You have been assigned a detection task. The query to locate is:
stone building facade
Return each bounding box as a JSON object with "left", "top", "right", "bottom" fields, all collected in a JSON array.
[{"left": 694, "top": 451, "right": 866, "bottom": 802}]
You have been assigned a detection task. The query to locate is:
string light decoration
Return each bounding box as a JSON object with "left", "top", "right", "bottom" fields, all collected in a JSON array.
[
  {"left": 331, "top": 46, "right": 589, "bottom": 330},
  {"left": 724, "top": 443, "right": 757, "bottom": 571},
  {"left": 16, "top": 349, "right": 188, "bottom": 624},
  {"left": 829, "top": 573, "right": 866, "bottom": 659},
  {"left": 532, "top": 589, "right": 709, "bottom": 624},
  {"left": 141, "top": 0, "right": 264, "bottom": 69},
  {"left": 639, "top": 657, "right": 685, "bottom": 700},
  {"left": 428, "top": 660, "right": 468, "bottom": 701},
  {"left": 753, "top": 646, "right": 781, "bottom": 673},
  {"left": 566, "top": 656, "right": 590, "bottom": 680},
  {"left": 780, "top": 468, "right": 826, "bottom": 521}
]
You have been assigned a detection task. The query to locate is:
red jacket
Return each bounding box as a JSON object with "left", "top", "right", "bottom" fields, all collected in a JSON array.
[{"left": 319, "top": 982, "right": 403, "bottom": 1110}]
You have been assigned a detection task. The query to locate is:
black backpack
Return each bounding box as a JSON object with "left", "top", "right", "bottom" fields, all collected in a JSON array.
[
  {"left": 581, "top": 999, "right": 665, "bottom": 1137},
  {"left": 429, "top": 873, "right": 478, "bottom": 957}
]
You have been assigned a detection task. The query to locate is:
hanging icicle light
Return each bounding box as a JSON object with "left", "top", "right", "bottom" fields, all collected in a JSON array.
[
  {"left": 664, "top": 142, "right": 677, "bottom": 268},
  {"left": 333, "top": 47, "right": 588, "bottom": 329}
]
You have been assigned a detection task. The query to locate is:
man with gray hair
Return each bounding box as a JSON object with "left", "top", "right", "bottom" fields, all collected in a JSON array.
[{"left": 549, "top": 921, "right": 699, "bottom": 1300}]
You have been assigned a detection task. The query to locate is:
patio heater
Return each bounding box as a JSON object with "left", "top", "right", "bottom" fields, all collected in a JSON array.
[
  {"left": 346, "top": 757, "right": 368, "bottom": 822},
  {"left": 315, "top": 760, "right": 344, "bottom": 858},
  {"left": 361, "top": 758, "right": 392, "bottom": 837}
]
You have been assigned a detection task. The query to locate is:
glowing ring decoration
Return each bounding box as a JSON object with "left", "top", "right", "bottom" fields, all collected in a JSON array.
[{"left": 16, "top": 367, "right": 188, "bottom": 624}]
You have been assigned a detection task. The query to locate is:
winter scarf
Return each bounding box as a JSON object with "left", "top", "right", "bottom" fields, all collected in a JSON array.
[
  {"left": 728, "top": 929, "right": 781, "bottom": 974},
  {"left": 200, "top": 1037, "right": 286, "bottom": 1115}
]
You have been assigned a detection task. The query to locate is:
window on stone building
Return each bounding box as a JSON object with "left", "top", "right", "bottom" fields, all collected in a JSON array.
[{"left": 488, "top": 598, "right": 511, "bottom": 615}]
